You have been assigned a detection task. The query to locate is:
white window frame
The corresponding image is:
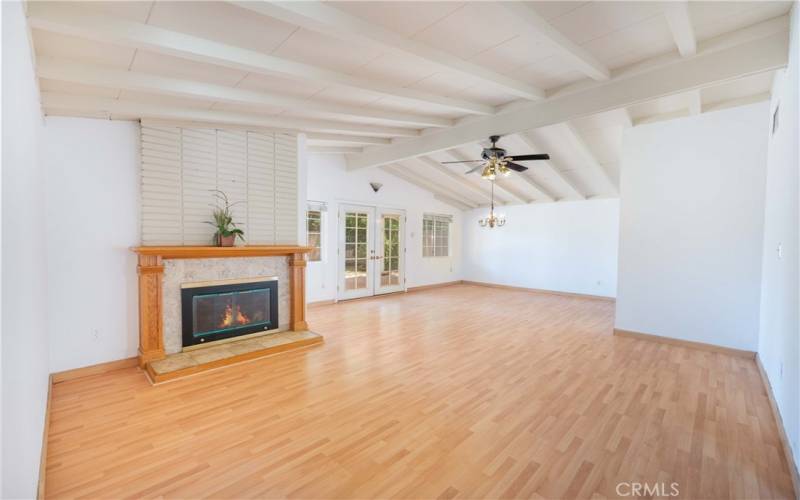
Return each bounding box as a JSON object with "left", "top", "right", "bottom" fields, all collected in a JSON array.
[
  {"left": 423, "top": 214, "right": 452, "bottom": 258},
  {"left": 306, "top": 200, "right": 327, "bottom": 263}
]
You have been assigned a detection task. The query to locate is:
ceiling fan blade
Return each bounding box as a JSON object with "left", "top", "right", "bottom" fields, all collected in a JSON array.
[
  {"left": 508, "top": 153, "right": 550, "bottom": 161},
  {"left": 441, "top": 159, "right": 483, "bottom": 164},
  {"left": 505, "top": 162, "right": 528, "bottom": 172},
  {"left": 465, "top": 164, "right": 485, "bottom": 174}
]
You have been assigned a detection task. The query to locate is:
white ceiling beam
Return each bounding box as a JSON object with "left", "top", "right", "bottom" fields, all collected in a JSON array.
[
  {"left": 381, "top": 164, "right": 478, "bottom": 209},
  {"left": 502, "top": 3, "right": 610, "bottom": 81},
  {"left": 37, "top": 58, "right": 452, "bottom": 129},
  {"left": 415, "top": 157, "right": 493, "bottom": 203},
  {"left": 234, "top": 1, "right": 545, "bottom": 101},
  {"left": 346, "top": 26, "right": 788, "bottom": 169},
  {"left": 514, "top": 132, "right": 586, "bottom": 200},
  {"left": 308, "top": 146, "right": 363, "bottom": 154},
  {"left": 687, "top": 89, "right": 703, "bottom": 115},
  {"left": 702, "top": 92, "right": 770, "bottom": 113},
  {"left": 305, "top": 133, "right": 390, "bottom": 146},
  {"left": 41, "top": 93, "right": 418, "bottom": 137},
  {"left": 27, "top": 3, "right": 494, "bottom": 115},
  {"left": 558, "top": 123, "right": 617, "bottom": 195},
  {"left": 618, "top": 108, "right": 633, "bottom": 128},
  {"left": 633, "top": 109, "right": 690, "bottom": 127},
  {"left": 438, "top": 149, "right": 515, "bottom": 205},
  {"left": 634, "top": 92, "right": 770, "bottom": 125},
  {"left": 664, "top": 1, "right": 697, "bottom": 57}
]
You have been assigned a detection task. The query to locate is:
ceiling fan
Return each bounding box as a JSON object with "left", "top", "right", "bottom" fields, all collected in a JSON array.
[{"left": 441, "top": 135, "right": 550, "bottom": 180}]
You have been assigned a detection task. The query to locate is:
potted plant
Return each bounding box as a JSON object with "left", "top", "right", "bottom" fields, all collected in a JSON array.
[{"left": 206, "top": 190, "right": 245, "bottom": 247}]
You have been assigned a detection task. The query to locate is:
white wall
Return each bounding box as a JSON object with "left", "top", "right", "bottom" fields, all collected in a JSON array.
[
  {"left": 758, "top": 5, "right": 799, "bottom": 473},
  {"left": 2, "top": 1, "right": 50, "bottom": 497},
  {"left": 42, "top": 117, "right": 140, "bottom": 373},
  {"left": 462, "top": 199, "right": 619, "bottom": 298},
  {"left": 306, "top": 154, "right": 462, "bottom": 302},
  {"left": 616, "top": 102, "right": 769, "bottom": 352}
]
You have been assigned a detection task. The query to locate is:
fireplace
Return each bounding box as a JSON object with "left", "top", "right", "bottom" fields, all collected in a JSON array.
[{"left": 181, "top": 277, "right": 279, "bottom": 348}]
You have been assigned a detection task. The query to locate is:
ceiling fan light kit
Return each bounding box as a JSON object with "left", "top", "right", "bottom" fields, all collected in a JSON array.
[{"left": 440, "top": 135, "right": 550, "bottom": 182}]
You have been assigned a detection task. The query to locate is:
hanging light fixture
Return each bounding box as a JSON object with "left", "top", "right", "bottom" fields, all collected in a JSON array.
[
  {"left": 478, "top": 180, "right": 506, "bottom": 228},
  {"left": 480, "top": 157, "right": 511, "bottom": 181}
]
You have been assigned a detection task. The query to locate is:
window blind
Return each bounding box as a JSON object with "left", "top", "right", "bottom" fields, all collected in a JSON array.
[{"left": 141, "top": 123, "right": 298, "bottom": 245}]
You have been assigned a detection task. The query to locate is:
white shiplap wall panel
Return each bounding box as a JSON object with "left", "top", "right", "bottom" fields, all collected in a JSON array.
[
  {"left": 217, "top": 130, "right": 248, "bottom": 241},
  {"left": 141, "top": 125, "right": 181, "bottom": 245},
  {"left": 275, "top": 133, "right": 297, "bottom": 244},
  {"left": 140, "top": 123, "right": 297, "bottom": 245},
  {"left": 246, "top": 131, "right": 276, "bottom": 244},
  {"left": 182, "top": 128, "right": 218, "bottom": 245}
]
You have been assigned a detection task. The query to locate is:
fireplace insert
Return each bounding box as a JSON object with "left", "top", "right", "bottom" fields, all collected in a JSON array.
[{"left": 181, "top": 277, "right": 278, "bottom": 348}]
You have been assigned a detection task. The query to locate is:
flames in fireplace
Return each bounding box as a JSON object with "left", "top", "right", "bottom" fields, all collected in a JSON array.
[{"left": 220, "top": 303, "right": 252, "bottom": 328}]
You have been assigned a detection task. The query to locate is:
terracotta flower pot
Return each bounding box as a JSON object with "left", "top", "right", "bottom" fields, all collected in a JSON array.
[{"left": 218, "top": 234, "right": 236, "bottom": 247}]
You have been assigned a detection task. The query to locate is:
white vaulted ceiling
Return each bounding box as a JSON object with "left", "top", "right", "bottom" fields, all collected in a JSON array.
[{"left": 29, "top": 0, "right": 792, "bottom": 208}]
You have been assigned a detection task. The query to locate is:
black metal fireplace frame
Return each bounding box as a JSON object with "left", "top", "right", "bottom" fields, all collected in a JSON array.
[{"left": 181, "top": 278, "right": 279, "bottom": 348}]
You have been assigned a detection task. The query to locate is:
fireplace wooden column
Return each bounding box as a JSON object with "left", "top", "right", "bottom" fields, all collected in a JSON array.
[
  {"left": 131, "top": 246, "right": 312, "bottom": 369},
  {"left": 289, "top": 252, "right": 308, "bottom": 331},
  {"left": 137, "top": 255, "right": 165, "bottom": 368}
]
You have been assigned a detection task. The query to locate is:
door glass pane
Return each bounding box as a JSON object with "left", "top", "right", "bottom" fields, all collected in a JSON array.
[
  {"left": 344, "top": 211, "right": 369, "bottom": 291},
  {"left": 379, "top": 215, "right": 400, "bottom": 289}
]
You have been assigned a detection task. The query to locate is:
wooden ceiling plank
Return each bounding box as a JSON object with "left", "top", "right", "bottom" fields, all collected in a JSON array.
[
  {"left": 415, "top": 157, "right": 493, "bottom": 203},
  {"left": 345, "top": 24, "right": 788, "bottom": 169},
  {"left": 381, "top": 165, "right": 479, "bottom": 209},
  {"left": 559, "top": 123, "right": 618, "bottom": 195},
  {"left": 37, "top": 59, "right": 452, "bottom": 129},
  {"left": 515, "top": 132, "right": 586, "bottom": 200},
  {"left": 308, "top": 146, "right": 363, "bottom": 154},
  {"left": 502, "top": 3, "right": 610, "bottom": 81},
  {"left": 305, "top": 133, "right": 390, "bottom": 146},
  {"left": 27, "top": 3, "right": 494, "bottom": 115},
  {"left": 234, "top": 1, "right": 545, "bottom": 100},
  {"left": 41, "top": 93, "right": 418, "bottom": 137}
]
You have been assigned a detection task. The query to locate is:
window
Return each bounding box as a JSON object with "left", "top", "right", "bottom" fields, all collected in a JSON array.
[
  {"left": 306, "top": 210, "right": 322, "bottom": 261},
  {"left": 423, "top": 214, "right": 451, "bottom": 257}
]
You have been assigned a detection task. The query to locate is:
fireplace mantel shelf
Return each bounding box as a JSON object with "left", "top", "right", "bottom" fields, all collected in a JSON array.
[{"left": 131, "top": 245, "right": 312, "bottom": 260}]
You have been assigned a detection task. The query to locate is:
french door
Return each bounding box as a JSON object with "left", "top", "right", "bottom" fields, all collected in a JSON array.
[{"left": 338, "top": 204, "right": 405, "bottom": 300}]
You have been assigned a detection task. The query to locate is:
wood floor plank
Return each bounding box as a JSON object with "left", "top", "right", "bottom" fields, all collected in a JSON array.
[{"left": 45, "top": 284, "right": 795, "bottom": 499}]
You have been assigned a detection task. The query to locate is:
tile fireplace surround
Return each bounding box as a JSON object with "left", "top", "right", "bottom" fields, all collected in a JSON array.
[{"left": 131, "top": 246, "right": 312, "bottom": 372}]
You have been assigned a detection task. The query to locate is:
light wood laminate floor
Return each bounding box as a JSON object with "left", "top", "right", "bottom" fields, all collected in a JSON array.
[{"left": 45, "top": 284, "right": 795, "bottom": 499}]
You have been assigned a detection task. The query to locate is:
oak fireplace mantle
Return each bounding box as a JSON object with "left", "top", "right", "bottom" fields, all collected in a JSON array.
[{"left": 131, "top": 245, "right": 312, "bottom": 368}]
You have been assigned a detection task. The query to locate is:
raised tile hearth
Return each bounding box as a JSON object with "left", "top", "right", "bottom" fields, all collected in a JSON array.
[{"left": 146, "top": 330, "right": 323, "bottom": 383}]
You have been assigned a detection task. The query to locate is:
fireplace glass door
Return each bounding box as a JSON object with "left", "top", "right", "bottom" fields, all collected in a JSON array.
[{"left": 181, "top": 278, "right": 278, "bottom": 347}]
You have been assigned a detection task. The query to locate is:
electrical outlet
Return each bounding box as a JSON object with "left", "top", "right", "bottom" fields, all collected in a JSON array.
[
  {"left": 780, "top": 362, "right": 784, "bottom": 379},
  {"left": 596, "top": 280, "right": 603, "bottom": 286},
  {"left": 777, "top": 242, "right": 783, "bottom": 260},
  {"left": 92, "top": 329, "right": 100, "bottom": 342}
]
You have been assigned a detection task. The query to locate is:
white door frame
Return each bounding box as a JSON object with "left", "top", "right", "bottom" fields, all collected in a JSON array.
[
  {"left": 336, "top": 203, "right": 406, "bottom": 301},
  {"left": 374, "top": 208, "right": 406, "bottom": 296}
]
